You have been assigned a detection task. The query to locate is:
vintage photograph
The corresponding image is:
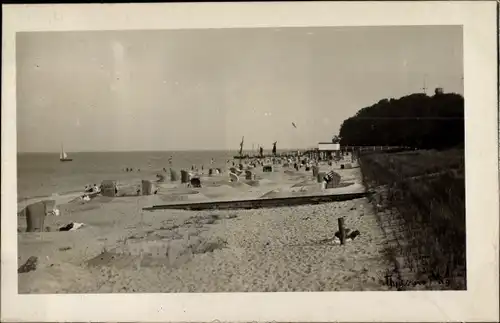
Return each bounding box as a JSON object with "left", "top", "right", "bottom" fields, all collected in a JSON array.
[{"left": 16, "top": 25, "right": 465, "bottom": 293}]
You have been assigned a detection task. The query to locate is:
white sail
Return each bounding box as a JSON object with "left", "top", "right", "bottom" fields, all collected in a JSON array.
[{"left": 60, "top": 144, "right": 69, "bottom": 159}]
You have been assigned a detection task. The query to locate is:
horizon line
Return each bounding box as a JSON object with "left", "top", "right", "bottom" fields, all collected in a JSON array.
[{"left": 17, "top": 148, "right": 314, "bottom": 154}]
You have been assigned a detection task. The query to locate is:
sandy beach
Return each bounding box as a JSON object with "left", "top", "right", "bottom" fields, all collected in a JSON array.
[{"left": 18, "top": 160, "right": 395, "bottom": 293}]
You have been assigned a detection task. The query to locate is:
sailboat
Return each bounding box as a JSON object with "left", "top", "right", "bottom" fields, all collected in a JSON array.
[
  {"left": 60, "top": 144, "right": 73, "bottom": 162},
  {"left": 238, "top": 136, "right": 245, "bottom": 158},
  {"left": 233, "top": 136, "right": 247, "bottom": 159}
]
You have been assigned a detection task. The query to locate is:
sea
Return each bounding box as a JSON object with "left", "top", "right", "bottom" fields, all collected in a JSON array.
[
  {"left": 17, "top": 150, "right": 295, "bottom": 203},
  {"left": 17, "top": 151, "right": 237, "bottom": 201}
]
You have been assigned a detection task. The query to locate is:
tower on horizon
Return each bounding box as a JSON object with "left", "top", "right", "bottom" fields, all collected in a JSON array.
[{"left": 421, "top": 74, "right": 428, "bottom": 94}]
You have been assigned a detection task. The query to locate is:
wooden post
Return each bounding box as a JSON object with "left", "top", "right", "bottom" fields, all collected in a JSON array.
[{"left": 338, "top": 217, "right": 346, "bottom": 245}]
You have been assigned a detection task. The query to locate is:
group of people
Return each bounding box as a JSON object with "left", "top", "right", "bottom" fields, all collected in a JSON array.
[
  {"left": 80, "top": 183, "right": 102, "bottom": 202},
  {"left": 84, "top": 184, "right": 101, "bottom": 194},
  {"left": 191, "top": 164, "right": 204, "bottom": 172},
  {"left": 187, "top": 158, "right": 217, "bottom": 174}
]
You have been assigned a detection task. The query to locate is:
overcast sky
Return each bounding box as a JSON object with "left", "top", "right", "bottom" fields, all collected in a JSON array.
[{"left": 16, "top": 25, "right": 463, "bottom": 153}]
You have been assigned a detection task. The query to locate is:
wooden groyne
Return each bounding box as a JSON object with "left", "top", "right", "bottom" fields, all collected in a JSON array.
[
  {"left": 233, "top": 154, "right": 297, "bottom": 160},
  {"left": 143, "top": 192, "right": 370, "bottom": 211}
]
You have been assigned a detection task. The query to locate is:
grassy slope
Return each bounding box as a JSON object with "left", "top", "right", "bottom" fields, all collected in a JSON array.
[{"left": 360, "top": 149, "right": 466, "bottom": 289}]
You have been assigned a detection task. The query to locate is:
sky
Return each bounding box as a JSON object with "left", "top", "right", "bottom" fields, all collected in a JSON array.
[{"left": 16, "top": 26, "right": 463, "bottom": 153}]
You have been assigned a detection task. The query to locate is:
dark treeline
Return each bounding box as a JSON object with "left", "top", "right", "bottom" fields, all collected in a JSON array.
[{"left": 339, "top": 90, "right": 464, "bottom": 150}]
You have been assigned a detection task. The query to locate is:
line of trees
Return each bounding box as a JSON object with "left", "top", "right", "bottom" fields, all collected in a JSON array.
[{"left": 337, "top": 89, "right": 464, "bottom": 150}]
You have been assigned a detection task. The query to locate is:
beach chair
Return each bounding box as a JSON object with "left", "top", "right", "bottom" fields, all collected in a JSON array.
[
  {"left": 323, "top": 170, "right": 341, "bottom": 188},
  {"left": 156, "top": 174, "right": 166, "bottom": 183},
  {"left": 263, "top": 165, "right": 273, "bottom": 172},
  {"left": 180, "top": 170, "right": 190, "bottom": 183},
  {"left": 25, "top": 201, "right": 46, "bottom": 232},
  {"left": 142, "top": 180, "right": 155, "bottom": 195},
  {"left": 229, "top": 172, "right": 239, "bottom": 182},
  {"left": 317, "top": 172, "right": 326, "bottom": 183},
  {"left": 190, "top": 177, "right": 202, "bottom": 188},
  {"left": 245, "top": 170, "right": 253, "bottom": 180},
  {"left": 101, "top": 180, "right": 118, "bottom": 197},
  {"left": 170, "top": 169, "right": 179, "bottom": 181}
]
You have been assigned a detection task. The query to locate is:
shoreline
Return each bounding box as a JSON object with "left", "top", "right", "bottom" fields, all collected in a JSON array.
[{"left": 17, "top": 156, "right": 360, "bottom": 209}]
